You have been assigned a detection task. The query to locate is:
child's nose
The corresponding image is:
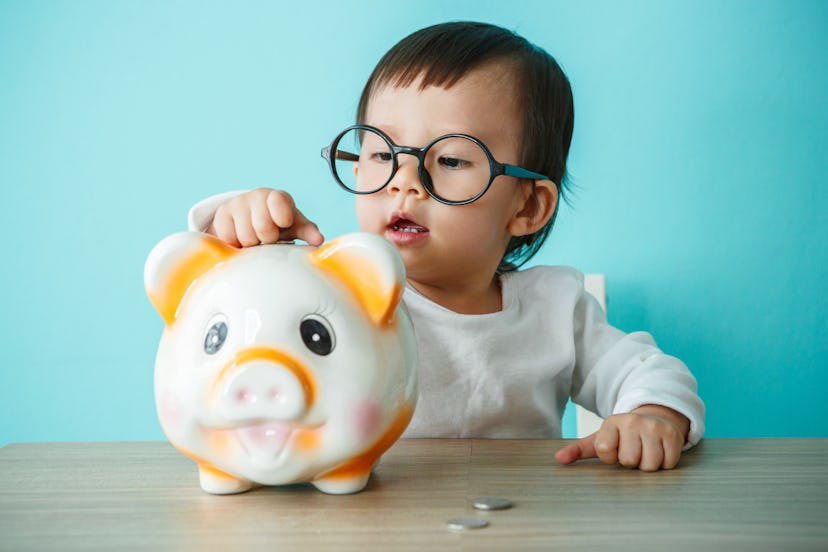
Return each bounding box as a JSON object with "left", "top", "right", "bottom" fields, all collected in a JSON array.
[{"left": 387, "top": 157, "right": 427, "bottom": 199}]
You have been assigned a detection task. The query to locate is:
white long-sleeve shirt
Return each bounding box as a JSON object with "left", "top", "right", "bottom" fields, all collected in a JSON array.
[{"left": 189, "top": 194, "right": 705, "bottom": 447}]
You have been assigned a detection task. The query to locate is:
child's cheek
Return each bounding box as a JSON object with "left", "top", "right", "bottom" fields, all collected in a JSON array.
[{"left": 355, "top": 196, "right": 383, "bottom": 234}]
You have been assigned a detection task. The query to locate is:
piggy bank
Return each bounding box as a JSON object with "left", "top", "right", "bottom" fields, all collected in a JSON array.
[{"left": 144, "top": 232, "right": 417, "bottom": 495}]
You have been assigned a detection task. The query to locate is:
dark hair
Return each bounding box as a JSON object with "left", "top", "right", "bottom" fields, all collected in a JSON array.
[{"left": 356, "top": 21, "right": 574, "bottom": 271}]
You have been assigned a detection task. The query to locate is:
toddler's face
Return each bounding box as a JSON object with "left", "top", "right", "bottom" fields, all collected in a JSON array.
[{"left": 355, "top": 61, "right": 530, "bottom": 290}]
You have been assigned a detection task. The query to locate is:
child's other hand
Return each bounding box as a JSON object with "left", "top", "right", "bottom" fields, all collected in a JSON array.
[
  {"left": 554, "top": 404, "right": 690, "bottom": 471},
  {"left": 208, "top": 188, "right": 324, "bottom": 248}
]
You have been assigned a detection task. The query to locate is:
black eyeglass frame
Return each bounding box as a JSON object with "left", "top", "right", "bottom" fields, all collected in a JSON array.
[{"left": 320, "top": 124, "right": 551, "bottom": 206}]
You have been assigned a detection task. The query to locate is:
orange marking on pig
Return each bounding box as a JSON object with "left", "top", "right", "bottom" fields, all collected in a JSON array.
[
  {"left": 209, "top": 347, "right": 317, "bottom": 408},
  {"left": 315, "top": 401, "right": 414, "bottom": 481},
  {"left": 150, "top": 237, "right": 236, "bottom": 326},
  {"left": 207, "top": 429, "right": 232, "bottom": 455},
  {"left": 168, "top": 439, "right": 235, "bottom": 479},
  {"left": 294, "top": 428, "right": 320, "bottom": 453},
  {"left": 167, "top": 437, "right": 220, "bottom": 470},
  {"left": 198, "top": 462, "right": 241, "bottom": 482},
  {"left": 311, "top": 244, "right": 402, "bottom": 327},
  {"left": 168, "top": 439, "right": 204, "bottom": 464}
]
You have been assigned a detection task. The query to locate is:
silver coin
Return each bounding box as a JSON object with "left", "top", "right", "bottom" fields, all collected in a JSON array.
[
  {"left": 446, "top": 517, "right": 489, "bottom": 531},
  {"left": 472, "top": 497, "right": 513, "bottom": 511}
]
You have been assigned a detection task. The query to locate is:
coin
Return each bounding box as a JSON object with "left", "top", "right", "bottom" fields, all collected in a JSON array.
[
  {"left": 446, "top": 517, "right": 489, "bottom": 531},
  {"left": 472, "top": 497, "right": 513, "bottom": 511}
]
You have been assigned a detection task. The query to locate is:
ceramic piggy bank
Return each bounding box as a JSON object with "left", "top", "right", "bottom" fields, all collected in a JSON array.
[{"left": 144, "top": 231, "right": 417, "bottom": 495}]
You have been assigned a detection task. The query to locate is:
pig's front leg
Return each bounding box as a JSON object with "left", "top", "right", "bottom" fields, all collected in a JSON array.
[
  {"left": 198, "top": 463, "right": 256, "bottom": 494},
  {"left": 311, "top": 466, "right": 373, "bottom": 495}
]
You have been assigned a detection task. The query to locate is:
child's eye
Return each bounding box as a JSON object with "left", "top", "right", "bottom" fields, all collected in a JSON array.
[
  {"left": 438, "top": 156, "right": 470, "bottom": 169},
  {"left": 368, "top": 151, "right": 393, "bottom": 163}
]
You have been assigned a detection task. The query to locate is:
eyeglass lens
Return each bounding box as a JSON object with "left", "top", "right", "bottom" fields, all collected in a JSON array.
[{"left": 332, "top": 127, "right": 491, "bottom": 203}]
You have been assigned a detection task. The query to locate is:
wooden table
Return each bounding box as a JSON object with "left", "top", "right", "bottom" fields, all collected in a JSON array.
[{"left": 1, "top": 439, "right": 827, "bottom": 551}]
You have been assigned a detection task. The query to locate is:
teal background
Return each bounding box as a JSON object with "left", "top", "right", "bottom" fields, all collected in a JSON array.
[{"left": 1, "top": 0, "right": 826, "bottom": 445}]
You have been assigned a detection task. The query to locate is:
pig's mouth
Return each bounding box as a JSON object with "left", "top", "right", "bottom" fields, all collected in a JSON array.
[{"left": 235, "top": 422, "right": 293, "bottom": 463}]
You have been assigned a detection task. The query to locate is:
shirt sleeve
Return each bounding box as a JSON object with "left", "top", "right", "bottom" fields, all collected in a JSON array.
[
  {"left": 569, "top": 285, "right": 705, "bottom": 449},
  {"left": 187, "top": 191, "right": 246, "bottom": 231}
]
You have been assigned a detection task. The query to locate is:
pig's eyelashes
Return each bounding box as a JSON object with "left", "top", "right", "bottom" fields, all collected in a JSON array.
[
  {"left": 204, "top": 318, "right": 228, "bottom": 355},
  {"left": 300, "top": 314, "right": 335, "bottom": 356}
]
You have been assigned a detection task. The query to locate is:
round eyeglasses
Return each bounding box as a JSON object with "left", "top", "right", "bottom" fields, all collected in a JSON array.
[{"left": 321, "top": 124, "right": 550, "bottom": 205}]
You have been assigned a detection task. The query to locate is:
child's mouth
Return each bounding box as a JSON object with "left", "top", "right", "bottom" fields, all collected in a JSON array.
[
  {"left": 387, "top": 214, "right": 429, "bottom": 244},
  {"left": 392, "top": 220, "right": 427, "bottom": 233}
]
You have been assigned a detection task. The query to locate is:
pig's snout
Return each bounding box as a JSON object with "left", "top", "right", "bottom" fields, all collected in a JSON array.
[{"left": 217, "top": 361, "right": 309, "bottom": 422}]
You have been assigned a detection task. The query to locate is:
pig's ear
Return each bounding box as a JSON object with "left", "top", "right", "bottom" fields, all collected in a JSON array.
[
  {"left": 311, "top": 233, "right": 406, "bottom": 326},
  {"left": 144, "top": 232, "right": 237, "bottom": 325}
]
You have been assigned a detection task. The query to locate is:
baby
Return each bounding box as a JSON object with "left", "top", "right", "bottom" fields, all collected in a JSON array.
[{"left": 188, "top": 21, "right": 704, "bottom": 471}]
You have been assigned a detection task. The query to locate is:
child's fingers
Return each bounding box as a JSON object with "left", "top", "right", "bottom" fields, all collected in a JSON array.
[
  {"left": 265, "top": 189, "right": 297, "bottom": 230},
  {"left": 638, "top": 432, "right": 664, "bottom": 472},
  {"left": 250, "top": 198, "right": 282, "bottom": 244},
  {"left": 593, "top": 424, "right": 620, "bottom": 465},
  {"left": 662, "top": 434, "right": 682, "bottom": 469},
  {"left": 232, "top": 208, "right": 260, "bottom": 248},
  {"left": 616, "top": 429, "right": 642, "bottom": 468},
  {"left": 557, "top": 415, "right": 685, "bottom": 471},
  {"left": 265, "top": 191, "right": 324, "bottom": 246},
  {"left": 291, "top": 211, "right": 324, "bottom": 246},
  {"left": 211, "top": 209, "right": 242, "bottom": 248},
  {"left": 554, "top": 433, "right": 596, "bottom": 465}
]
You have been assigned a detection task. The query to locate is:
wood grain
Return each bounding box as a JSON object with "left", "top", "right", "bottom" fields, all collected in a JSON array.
[{"left": 1, "top": 439, "right": 827, "bottom": 551}]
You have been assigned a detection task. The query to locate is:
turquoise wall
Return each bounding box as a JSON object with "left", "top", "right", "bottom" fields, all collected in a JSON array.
[{"left": 1, "top": 0, "right": 826, "bottom": 444}]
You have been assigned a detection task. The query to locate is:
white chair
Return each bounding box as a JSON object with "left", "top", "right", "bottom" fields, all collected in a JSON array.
[{"left": 570, "top": 274, "right": 606, "bottom": 438}]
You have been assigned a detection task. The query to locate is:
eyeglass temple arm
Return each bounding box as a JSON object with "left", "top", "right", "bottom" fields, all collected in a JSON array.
[
  {"left": 503, "top": 164, "right": 549, "bottom": 181},
  {"left": 321, "top": 146, "right": 360, "bottom": 162}
]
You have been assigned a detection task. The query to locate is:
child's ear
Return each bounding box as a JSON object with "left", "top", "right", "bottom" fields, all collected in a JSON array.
[{"left": 507, "top": 179, "right": 559, "bottom": 237}]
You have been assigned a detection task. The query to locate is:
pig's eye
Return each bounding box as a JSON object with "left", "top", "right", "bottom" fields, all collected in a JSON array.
[
  {"left": 204, "top": 319, "right": 228, "bottom": 355},
  {"left": 300, "top": 314, "right": 335, "bottom": 356}
]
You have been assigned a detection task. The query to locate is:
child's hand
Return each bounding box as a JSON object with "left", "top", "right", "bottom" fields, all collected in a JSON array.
[
  {"left": 554, "top": 404, "right": 690, "bottom": 471},
  {"left": 208, "top": 188, "right": 324, "bottom": 248}
]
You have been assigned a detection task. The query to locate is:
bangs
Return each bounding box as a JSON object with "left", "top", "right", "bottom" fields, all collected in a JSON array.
[
  {"left": 372, "top": 28, "right": 524, "bottom": 92},
  {"left": 358, "top": 22, "right": 532, "bottom": 120},
  {"left": 376, "top": 56, "right": 469, "bottom": 92}
]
